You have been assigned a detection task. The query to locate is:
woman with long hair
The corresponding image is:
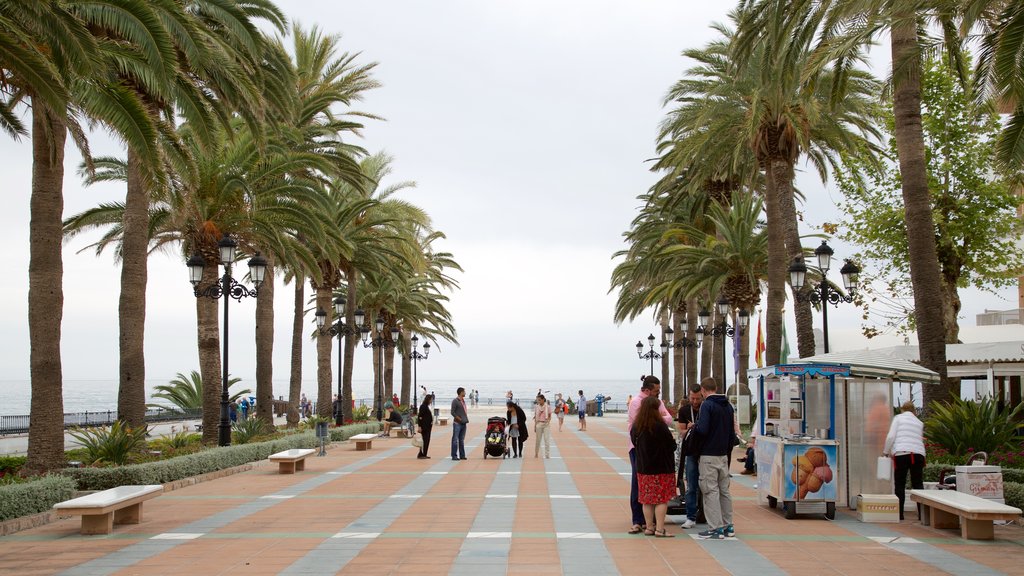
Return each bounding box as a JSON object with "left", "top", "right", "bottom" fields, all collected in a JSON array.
[
  {"left": 417, "top": 394, "right": 434, "bottom": 459},
  {"left": 630, "top": 395, "right": 677, "bottom": 537}
]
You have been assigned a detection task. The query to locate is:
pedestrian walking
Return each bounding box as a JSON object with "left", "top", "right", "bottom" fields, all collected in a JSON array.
[
  {"left": 554, "top": 393, "right": 566, "bottom": 432},
  {"left": 450, "top": 387, "right": 469, "bottom": 460},
  {"left": 534, "top": 394, "right": 553, "bottom": 458},
  {"left": 577, "top": 390, "right": 587, "bottom": 431},
  {"left": 693, "top": 377, "right": 736, "bottom": 539},
  {"left": 506, "top": 400, "right": 528, "bottom": 457},
  {"left": 417, "top": 394, "right": 434, "bottom": 459},
  {"left": 883, "top": 401, "right": 926, "bottom": 520}
]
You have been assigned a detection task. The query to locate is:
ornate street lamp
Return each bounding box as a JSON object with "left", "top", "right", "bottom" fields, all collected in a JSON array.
[
  {"left": 187, "top": 234, "right": 266, "bottom": 446},
  {"left": 788, "top": 240, "right": 861, "bottom": 354},
  {"left": 696, "top": 297, "right": 749, "bottom": 392},
  {"left": 404, "top": 334, "right": 430, "bottom": 409},
  {"left": 357, "top": 312, "right": 401, "bottom": 421},
  {"left": 315, "top": 295, "right": 361, "bottom": 426},
  {"left": 635, "top": 333, "right": 669, "bottom": 377},
  {"left": 664, "top": 316, "right": 702, "bottom": 390}
]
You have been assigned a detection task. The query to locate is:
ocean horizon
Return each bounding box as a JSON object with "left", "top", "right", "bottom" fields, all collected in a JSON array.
[{"left": 0, "top": 378, "right": 649, "bottom": 416}]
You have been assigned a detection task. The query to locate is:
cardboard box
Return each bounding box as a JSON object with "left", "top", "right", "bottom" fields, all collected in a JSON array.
[
  {"left": 955, "top": 465, "right": 1004, "bottom": 503},
  {"left": 857, "top": 494, "right": 900, "bottom": 523}
]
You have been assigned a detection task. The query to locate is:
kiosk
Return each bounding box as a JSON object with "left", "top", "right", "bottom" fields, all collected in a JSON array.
[{"left": 750, "top": 353, "right": 939, "bottom": 519}]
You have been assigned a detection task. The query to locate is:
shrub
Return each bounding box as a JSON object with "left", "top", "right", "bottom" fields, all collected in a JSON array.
[
  {"left": 1004, "top": 482, "right": 1024, "bottom": 510},
  {"left": 0, "top": 456, "right": 26, "bottom": 477},
  {"left": 150, "top": 430, "right": 201, "bottom": 451},
  {"left": 0, "top": 475, "right": 76, "bottom": 521},
  {"left": 232, "top": 417, "right": 269, "bottom": 444},
  {"left": 69, "top": 421, "right": 150, "bottom": 465},
  {"left": 351, "top": 405, "right": 371, "bottom": 422},
  {"left": 925, "top": 396, "right": 1023, "bottom": 456}
]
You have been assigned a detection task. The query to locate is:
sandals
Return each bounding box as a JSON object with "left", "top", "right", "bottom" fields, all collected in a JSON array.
[
  {"left": 654, "top": 528, "right": 675, "bottom": 538},
  {"left": 643, "top": 528, "right": 656, "bottom": 536},
  {"left": 628, "top": 524, "right": 644, "bottom": 535}
]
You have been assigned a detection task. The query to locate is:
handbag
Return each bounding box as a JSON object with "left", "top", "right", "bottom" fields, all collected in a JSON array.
[
  {"left": 411, "top": 433, "right": 423, "bottom": 448},
  {"left": 876, "top": 456, "right": 892, "bottom": 481}
]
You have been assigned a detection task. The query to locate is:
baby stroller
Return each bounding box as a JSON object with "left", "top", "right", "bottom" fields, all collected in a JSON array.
[{"left": 484, "top": 416, "right": 509, "bottom": 459}]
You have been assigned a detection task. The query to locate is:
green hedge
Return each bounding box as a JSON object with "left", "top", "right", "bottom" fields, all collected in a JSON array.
[
  {"left": 62, "top": 422, "right": 381, "bottom": 491},
  {"left": 919, "top": 463, "right": 1024, "bottom": 484},
  {"left": 1005, "top": 482, "right": 1024, "bottom": 510},
  {"left": 0, "top": 475, "right": 76, "bottom": 522}
]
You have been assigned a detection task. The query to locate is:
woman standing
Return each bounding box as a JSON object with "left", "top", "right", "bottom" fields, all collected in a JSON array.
[
  {"left": 630, "top": 395, "right": 677, "bottom": 537},
  {"left": 883, "top": 401, "right": 926, "bottom": 520},
  {"left": 534, "top": 394, "right": 553, "bottom": 458},
  {"left": 507, "top": 400, "right": 529, "bottom": 458},
  {"left": 554, "top": 393, "right": 566, "bottom": 432},
  {"left": 417, "top": 394, "right": 434, "bottom": 459}
]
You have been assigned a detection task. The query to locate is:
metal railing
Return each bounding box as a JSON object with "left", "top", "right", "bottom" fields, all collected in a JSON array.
[{"left": 0, "top": 407, "right": 203, "bottom": 436}]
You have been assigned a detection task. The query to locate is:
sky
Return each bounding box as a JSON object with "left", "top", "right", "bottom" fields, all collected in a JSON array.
[{"left": 0, "top": 1, "right": 1019, "bottom": 397}]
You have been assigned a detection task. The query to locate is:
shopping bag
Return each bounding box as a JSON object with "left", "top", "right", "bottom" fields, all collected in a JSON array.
[
  {"left": 876, "top": 456, "right": 892, "bottom": 481},
  {"left": 411, "top": 433, "right": 423, "bottom": 448}
]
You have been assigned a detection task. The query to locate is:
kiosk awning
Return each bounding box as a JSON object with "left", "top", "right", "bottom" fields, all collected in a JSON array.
[{"left": 749, "top": 350, "right": 940, "bottom": 384}]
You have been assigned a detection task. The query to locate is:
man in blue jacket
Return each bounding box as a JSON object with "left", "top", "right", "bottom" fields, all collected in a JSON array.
[{"left": 693, "top": 377, "right": 735, "bottom": 539}]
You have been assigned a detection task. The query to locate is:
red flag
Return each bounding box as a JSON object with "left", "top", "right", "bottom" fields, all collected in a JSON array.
[{"left": 755, "top": 312, "right": 766, "bottom": 368}]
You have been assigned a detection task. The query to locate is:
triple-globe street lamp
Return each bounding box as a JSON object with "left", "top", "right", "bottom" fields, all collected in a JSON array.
[
  {"left": 187, "top": 235, "right": 267, "bottom": 447},
  {"left": 315, "top": 296, "right": 361, "bottom": 425},
  {"left": 357, "top": 312, "right": 400, "bottom": 421},
  {"left": 404, "top": 334, "right": 430, "bottom": 409},
  {"left": 696, "top": 297, "right": 749, "bottom": 391},
  {"left": 787, "top": 240, "right": 861, "bottom": 354},
  {"left": 635, "top": 333, "right": 669, "bottom": 377}
]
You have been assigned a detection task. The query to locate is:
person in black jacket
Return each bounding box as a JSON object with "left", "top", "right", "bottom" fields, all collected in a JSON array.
[
  {"left": 506, "top": 401, "right": 529, "bottom": 458},
  {"left": 693, "top": 377, "right": 735, "bottom": 540},
  {"left": 629, "top": 395, "right": 677, "bottom": 537},
  {"left": 416, "top": 394, "right": 434, "bottom": 459}
]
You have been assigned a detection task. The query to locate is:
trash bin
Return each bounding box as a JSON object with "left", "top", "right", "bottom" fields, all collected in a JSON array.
[
  {"left": 434, "top": 407, "right": 440, "bottom": 419},
  {"left": 315, "top": 421, "right": 329, "bottom": 438}
]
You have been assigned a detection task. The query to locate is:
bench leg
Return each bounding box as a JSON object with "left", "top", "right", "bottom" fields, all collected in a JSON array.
[
  {"left": 930, "top": 507, "right": 960, "bottom": 530},
  {"left": 355, "top": 442, "right": 370, "bottom": 451},
  {"left": 81, "top": 512, "right": 114, "bottom": 535},
  {"left": 114, "top": 502, "right": 142, "bottom": 525},
  {"left": 919, "top": 504, "right": 931, "bottom": 525},
  {"left": 278, "top": 461, "right": 296, "bottom": 474},
  {"left": 961, "top": 519, "right": 994, "bottom": 540},
  {"left": 296, "top": 459, "right": 306, "bottom": 472}
]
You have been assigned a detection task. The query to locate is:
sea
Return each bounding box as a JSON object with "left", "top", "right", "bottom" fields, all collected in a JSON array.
[{"left": 0, "top": 378, "right": 645, "bottom": 416}]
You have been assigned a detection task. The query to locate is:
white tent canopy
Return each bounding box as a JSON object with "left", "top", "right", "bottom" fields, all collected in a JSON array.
[{"left": 754, "top": 349, "right": 941, "bottom": 384}]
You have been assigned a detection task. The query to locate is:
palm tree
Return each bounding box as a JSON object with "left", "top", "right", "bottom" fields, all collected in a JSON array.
[{"left": 148, "top": 371, "right": 249, "bottom": 414}]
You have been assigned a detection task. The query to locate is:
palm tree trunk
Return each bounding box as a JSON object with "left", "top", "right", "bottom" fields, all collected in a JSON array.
[
  {"left": 287, "top": 277, "right": 303, "bottom": 428},
  {"left": 712, "top": 310, "right": 725, "bottom": 392},
  {"left": 672, "top": 306, "right": 684, "bottom": 405},
  {"left": 384, "top": 342, "right": 395, "bottom": 401},
  {"left": 25, "top": 106, "right": 66, "bottom": 474},
  {"left": 255, "top": 255, "right": 274, "bottom": 426},
  {"left": 196, "top": 263, "right": 221, "bottom": 445},
  {"left": 400, "top": 328, "right": 411, "bottom": 406},
  {"left": 316, "top": 286, "right": 333, "bottom": 418},
  {"left": 660, "top": 309, "right": 670, "bottom": 402},
  {"left": 117, "top": 150, "right": 147, "bottom": 428},
  {"left": 890, "top": 19, "right": 951, "bottom": 405},
  {"left": 686, "top": 302, "right": 699, "bottom": 391},
  {"left": 700, "top": 317, "right": 713, "bottom": 381},
  {"left": 342, "top": 269, "right": 357, "bottom": 422},
  {"left": 775, "top": 162, "right": 816, "bottom": 358},
  {"left": 764, "top": 164, "right": 786, "bottom": 366}
]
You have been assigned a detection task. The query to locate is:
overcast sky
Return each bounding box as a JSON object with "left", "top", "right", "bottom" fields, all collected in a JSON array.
[{"left": 0, "top": 1, "right": 1017, "bottom": 393}]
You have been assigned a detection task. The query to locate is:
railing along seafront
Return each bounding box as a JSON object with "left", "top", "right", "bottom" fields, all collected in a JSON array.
[{"left": 0, "top": 407, "right": 203, "bottom": 436}]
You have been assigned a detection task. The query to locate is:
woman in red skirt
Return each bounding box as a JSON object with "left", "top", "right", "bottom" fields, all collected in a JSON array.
[{"left": 630, "top": 395, "right": 678, "bottom": 537}]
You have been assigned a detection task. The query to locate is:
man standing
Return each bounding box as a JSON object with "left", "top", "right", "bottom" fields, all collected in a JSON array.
[
  {"left": 534, "top": 394, "right": 553, "bottom": 458},
  {"left": 577, "top": 390, "right": 587, "bottom": 431},
  {"left": 450, "top": 387, "right": 469, "bottom": 461},
  {"left": 694, "top": 377, "right": 735, "bottom": 539},
  {"left": 676, "top": 384, "right": 703, "bottom": 529},
  {"left": 626, "top": 375, "right": 673, "bottom": 534}
]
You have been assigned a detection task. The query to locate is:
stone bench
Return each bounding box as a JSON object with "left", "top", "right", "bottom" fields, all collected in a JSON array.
[
  {"left": 389, "top": 427, "right": 412, "bottom": 438},
  {"left": 910, "top": 489, "right": 1022, "bottom": 540},
  {"left": 268, "top": 448, "right": 316, "bottom": 474},
  {"left": 350, "top": 433, "right": 377, "bottom": 451},
  {"left": 53, "top": 485, "right": 163, "bottom": 535},
  {"left": 437, "top": 417, "right": 449, "bottom": 426}
]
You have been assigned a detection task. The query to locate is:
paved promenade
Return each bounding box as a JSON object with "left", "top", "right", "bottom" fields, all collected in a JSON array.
[{"left": 1, "top": 408, "right": 1021, "bottom": 575}]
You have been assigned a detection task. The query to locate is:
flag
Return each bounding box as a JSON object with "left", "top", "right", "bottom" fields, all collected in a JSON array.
[
  {"left": 780, "top": 320, "right": 791, "bottom": 364},
  {"left": 755, "top": 312, "right": 765, "bottom": 368}
]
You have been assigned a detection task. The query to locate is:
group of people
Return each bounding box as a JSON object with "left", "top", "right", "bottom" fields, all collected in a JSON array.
[{"left": 627, "top": 375, "right": 737, "bottom": 540}]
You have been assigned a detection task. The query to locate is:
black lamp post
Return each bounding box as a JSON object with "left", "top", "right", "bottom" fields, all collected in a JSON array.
[
  {"left": 357, "top": 312, "right": 400, "bottom": 421},
  {"left": 664, "top": 317, "right": 702, "bottom": 390},
  {"left": 696, "top": 297, "right": 749, "bottom": 392},
  {"left": 788, "top": 240, "right": 860, "bottom": 354},
  {"left": 315, "top": 296, "right": 361, "bottom": 426},
  {"left": 187, "top": 234, "right": 267, "bottom": 447},
  {"left": 635, "top": 333, "right": 669, "bottom": 377},
  {"left": 405, "top": 334, "right": 430, "bottom": 409}
]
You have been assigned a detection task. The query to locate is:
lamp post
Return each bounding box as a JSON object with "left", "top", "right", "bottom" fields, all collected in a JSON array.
[
  {"left": 696, "top": 297, "right": 749, "bottom": 392},
  {"left": 664, "top": 317, "right": 702, "bottom": 390},
  {"left": 315, "top": 296, "right": 361, "bottom": 426},
  {"left": 405, "top": 334, "right": 430, "bottom": 408},
  {"left": 357, "top": 312, "right": 400, "bottom": 421},
  {"left": 635, "top": 333, "right": 669, "bottom": 377},
  {"left": 187, "top": 234, "right": 267, "bottom": 447},
  {"left": 788, "top": 240, "right": 860, "bottom": 354}
]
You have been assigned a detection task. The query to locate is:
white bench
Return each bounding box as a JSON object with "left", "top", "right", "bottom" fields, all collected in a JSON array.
[
  {"left": 910, "top": 489, "right": 1022, "bottom": 540},
  {"left": 350, "top": 433, "right": 377, "bottom": 451},
  {"left": 437, "top": 417, "right": 449, "bottom": 426},
  {"left": 268, "top": 448, "right": 316, "bottom": 474},
  {"left": 53, "top": 485, "right": 163, "bottom": 535}
]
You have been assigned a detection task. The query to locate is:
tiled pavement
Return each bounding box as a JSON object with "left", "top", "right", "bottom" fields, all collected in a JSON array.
[{"left": 2, "top": 410, "right": 1022, "bottom": 575}]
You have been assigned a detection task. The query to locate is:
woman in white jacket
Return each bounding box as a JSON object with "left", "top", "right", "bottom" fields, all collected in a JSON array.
[{"left": 883, "top": 401, "right": 926, "bottom": 520}]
